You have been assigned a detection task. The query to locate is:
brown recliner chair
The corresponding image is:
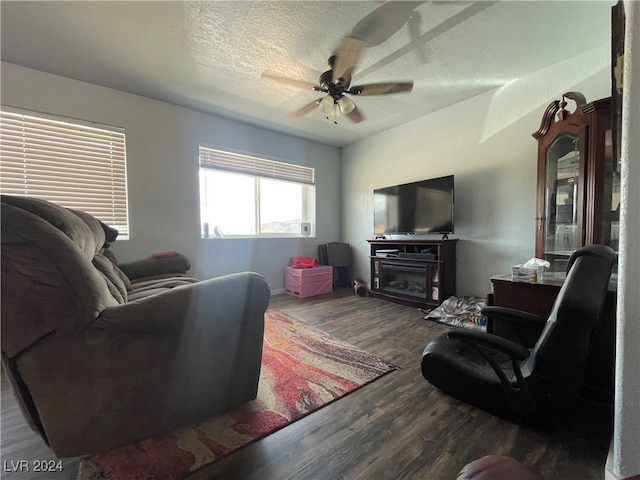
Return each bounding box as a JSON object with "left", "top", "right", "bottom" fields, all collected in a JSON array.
[{"left": 1, "top": 195, "right": 271, "bottom": 457}]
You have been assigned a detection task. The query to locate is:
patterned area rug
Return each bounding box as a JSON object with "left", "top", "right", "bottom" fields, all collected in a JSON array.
[{"left": 77, "top": 309, "right": 397, "bottom": 480}]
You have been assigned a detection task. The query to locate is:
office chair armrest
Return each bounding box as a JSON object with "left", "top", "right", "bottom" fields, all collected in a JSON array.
[
  {"left": 446, "top": 329, "right": 537, "bottom": 416},
  {"left": 446, "top": 329, "right": 530, "bottom": 361},
  {"left": 481, "top": 307, "right": 546, "bottom": 348},
  {"left": 481, "top": 306, "right": 545, "bottom": 328}
]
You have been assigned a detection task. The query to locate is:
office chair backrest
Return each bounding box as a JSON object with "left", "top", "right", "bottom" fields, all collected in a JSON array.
[
  {"left": 325, "top": 242, "right": 352, "bottom": 266},
  {"left": 523, "top": 245, "right": 615, "bottom": 399}
]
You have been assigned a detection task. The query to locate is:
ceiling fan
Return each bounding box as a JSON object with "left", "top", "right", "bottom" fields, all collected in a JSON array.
[{"left": 261, "top": 2, "right": 421, "bottom": 124}]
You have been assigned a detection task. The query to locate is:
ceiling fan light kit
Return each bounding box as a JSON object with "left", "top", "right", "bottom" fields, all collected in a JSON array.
[
  {"left": 338, "top": 96, "right": 356, "bottom": 115},
  {"left": 317, "top": 95, "right": 356, "bottom": 124},
  {"left": 319, "top": 95, "right": 335, "bottom": 114}
]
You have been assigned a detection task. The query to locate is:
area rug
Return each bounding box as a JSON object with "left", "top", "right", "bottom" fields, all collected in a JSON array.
[{"left": 77, "top": 309, "right": 397, "bottom": 480}]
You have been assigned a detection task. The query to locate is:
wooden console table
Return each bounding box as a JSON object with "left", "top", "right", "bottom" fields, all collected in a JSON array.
[{"left": 490, "top": 274, "right": 616, "bottom": 403}]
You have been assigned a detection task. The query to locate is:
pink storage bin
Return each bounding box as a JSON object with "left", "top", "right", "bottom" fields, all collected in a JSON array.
[{"left": 285, "top": 265, "right": 333, "bottom": 299}]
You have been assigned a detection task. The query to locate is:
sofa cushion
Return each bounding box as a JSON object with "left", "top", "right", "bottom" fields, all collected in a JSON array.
[
  {"left": 117, "top": 255, "right": 191, "bottom": 280},
  {"left": 1, "top": 202, "right": 120, "bottom": 357},
  {"left": 99, "top": 220, "right": 120, "bottom": 245},
  {"left": 92, "top": 254, "right": 130, "bottom": 303},
  {"left": 0, "top": 194, "right": 202, "bottom": 357},
  {"left": 1, "top": 195, "right": 104, "bottom": 257},
  {"left": 127, "top": 275, "right": 200, "bottom": 301}
]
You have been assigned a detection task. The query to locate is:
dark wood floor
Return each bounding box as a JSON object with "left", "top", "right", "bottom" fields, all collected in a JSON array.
[{"left": 1, "top": 290, "right": 613, "bottom": 479}]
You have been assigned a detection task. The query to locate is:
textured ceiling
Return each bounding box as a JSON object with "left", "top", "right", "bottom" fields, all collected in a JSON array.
[{"left": 1, "top": 1, "right": 613, "bottom": 147}]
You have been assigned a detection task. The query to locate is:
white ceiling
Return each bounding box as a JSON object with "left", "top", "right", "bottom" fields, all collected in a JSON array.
[{"left": 1, "top": 1, "right": 613, "bottom": 147}]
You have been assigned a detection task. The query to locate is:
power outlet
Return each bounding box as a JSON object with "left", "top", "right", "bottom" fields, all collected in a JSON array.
[{"left": 301, "top": 222, "right": 311, "bottom": 237}]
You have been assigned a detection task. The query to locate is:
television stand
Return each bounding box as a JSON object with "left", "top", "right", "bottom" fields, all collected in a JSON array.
[{"left": 367, "top": 238, "right": 457, "bottom": 309}]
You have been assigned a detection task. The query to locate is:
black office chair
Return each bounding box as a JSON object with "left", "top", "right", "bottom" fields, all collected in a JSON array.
[
  {"left": 421, "top": 245, "right": 615, "bottom": 422},
  {"left": 319, "top": 242, "right": 352, "bottom": 290}
]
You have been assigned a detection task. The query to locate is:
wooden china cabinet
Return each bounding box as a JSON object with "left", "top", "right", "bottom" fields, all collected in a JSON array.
[{"left": 532, "top": 92, "right": 619, "bottom": 272}]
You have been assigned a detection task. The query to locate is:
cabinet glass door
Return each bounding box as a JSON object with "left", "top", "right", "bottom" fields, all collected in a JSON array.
[
  {"left": 603, "top": 129, "right": 620, "bottom": 255},
  {"left": 544, "top": 132, "right": 581, "bottom": 271}
]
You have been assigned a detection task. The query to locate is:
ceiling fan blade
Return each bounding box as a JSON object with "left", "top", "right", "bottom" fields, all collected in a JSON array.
[
  {"left": 261, "top": 72, "right": 323, "bottom": 91},
  {"left": 331, "top": 37, "right": 367, "bottom": 87},
  {"left": 348, "top": 82, "right": 413, "bottom": 96},
  {"left": 345, "top": 105, "right": 365, "bottom": 124},
  {"left": 290, "top": 98, "right": 323, "bottom": 118},
  {"left": 351, "top": 1, "right": 424, "bottom": 47}
]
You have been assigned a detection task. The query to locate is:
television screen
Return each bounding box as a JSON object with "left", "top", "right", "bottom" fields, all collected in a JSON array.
[{"left": 374, "top": 175, "right": 454, "bottom": 235}]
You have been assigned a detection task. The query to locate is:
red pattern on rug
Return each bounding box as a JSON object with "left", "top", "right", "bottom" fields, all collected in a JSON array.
[{"left": 78, "top": 309, "right": 397, "bottom": 480}]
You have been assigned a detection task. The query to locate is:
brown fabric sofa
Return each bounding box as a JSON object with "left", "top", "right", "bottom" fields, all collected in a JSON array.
[{"left": 1, "top": 195, "right": 271, "bottom": 457}]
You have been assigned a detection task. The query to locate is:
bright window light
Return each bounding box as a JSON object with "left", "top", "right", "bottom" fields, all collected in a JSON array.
[{"left": 198, "top": 145, "right": 315, "bottom": 238}]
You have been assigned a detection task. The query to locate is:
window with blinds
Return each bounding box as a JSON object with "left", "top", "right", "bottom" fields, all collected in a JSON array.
[
  {"left": 0, "top": 108, "right": 129, "bottom": 238},
  {"left": 199, "top": 146, "right": 315, "bottom": 185},
  {"left": 199, "top": 145, "right": 316, "bottom": 238}
]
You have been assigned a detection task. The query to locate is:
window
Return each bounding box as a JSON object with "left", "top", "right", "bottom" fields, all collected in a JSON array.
[
  {"left": 199, "top": 146, "right": 315, "bottom": 238},
  {"left": 0, "top": 107, "right": 129, "bottom": 237}
]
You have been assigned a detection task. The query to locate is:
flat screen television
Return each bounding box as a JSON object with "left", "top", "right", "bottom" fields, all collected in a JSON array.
[{"left": 374, "top": 175, "right": 454, "bottom": 235}]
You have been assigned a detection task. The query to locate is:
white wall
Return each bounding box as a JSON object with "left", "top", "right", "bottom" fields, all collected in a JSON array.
[
  {"left": 0, "top": 62, "right": 342, "bottom": 292},
  {"left": 607, "top": 2, "right": 640, "bottom": 478},
  {"left": 342, "top": 45, "right": 611, "bottom": 296}
]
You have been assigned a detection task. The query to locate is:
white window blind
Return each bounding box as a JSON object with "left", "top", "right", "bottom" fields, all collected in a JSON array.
[
  {"left": 199, "top": 145, "right": 315, "bottom": 185},
  {"left": 0, "top": 108, "right": 129, "bottom": 237}
]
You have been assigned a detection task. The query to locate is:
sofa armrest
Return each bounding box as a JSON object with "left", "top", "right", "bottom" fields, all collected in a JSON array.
[
  {"left": 117, "top": 254, "right": 191, "bottom": 280},
  {"left": 95, "top": 272, "right": 270, "bottom": 334}
]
